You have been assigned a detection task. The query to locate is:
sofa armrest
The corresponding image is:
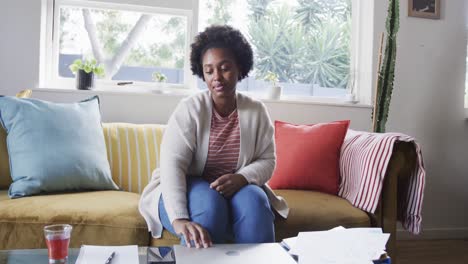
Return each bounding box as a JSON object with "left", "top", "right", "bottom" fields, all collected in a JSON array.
[{"left": 373, "top": 141, "right": 417, "bottom": 260}]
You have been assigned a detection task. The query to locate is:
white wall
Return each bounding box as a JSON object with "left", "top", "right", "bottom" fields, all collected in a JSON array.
[
  {"left": 0, "top": 0, "right": 42, "bottom": 94},
  {"left": 387, "top": 1, "right": 468, "bottom": 239},
  {"left": 1, "top": 0, "right": 467, "bottom": 239}
]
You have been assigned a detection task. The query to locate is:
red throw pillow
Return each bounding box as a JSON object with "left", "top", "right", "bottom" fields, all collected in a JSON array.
[{"left": 268, "top": 120, "right": 350, "bottom": 195}]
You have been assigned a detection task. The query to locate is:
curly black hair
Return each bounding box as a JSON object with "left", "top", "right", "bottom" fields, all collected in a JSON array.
[{"left": 190, "top": 25, "right": 254, "bottom": 81}]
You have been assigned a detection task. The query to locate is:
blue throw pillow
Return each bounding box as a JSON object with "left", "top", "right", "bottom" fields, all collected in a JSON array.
[{"left": 0, "top": 95, "right": 118, "bottom": 198}]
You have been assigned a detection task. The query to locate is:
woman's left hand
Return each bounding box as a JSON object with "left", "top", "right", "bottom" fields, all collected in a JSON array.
[{"left": 210, "top": 173, "right": 248, "bottom": 198}]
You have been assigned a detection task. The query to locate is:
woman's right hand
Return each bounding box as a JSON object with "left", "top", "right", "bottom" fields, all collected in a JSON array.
[{"left": 172, "top": 219, "right": 212, "bottom": 248}]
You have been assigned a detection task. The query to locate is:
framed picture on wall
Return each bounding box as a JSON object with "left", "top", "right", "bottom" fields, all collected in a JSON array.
[{"left": 408, "top": 0, "right": 441, "bottom": 19}]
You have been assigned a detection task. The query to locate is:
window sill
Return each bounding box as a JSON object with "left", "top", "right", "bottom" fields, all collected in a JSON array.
[
  {"left": 259, "top": 95, "right": 371, "bottom": 108},
  {"left": 33, "top": 86, "right": 194, "bottom": 97},
  {"left": 33, "top": 87, "right": 372, "bottom": 109}
]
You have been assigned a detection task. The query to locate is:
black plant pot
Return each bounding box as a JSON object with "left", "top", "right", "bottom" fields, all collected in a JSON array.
[{"left": 76, "top": 69, "right": 95, "bottom": 90}]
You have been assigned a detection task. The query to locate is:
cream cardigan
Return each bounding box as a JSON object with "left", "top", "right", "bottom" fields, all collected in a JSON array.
[{"left": 138, "top": 90, "right": 289, "bottom": 238}]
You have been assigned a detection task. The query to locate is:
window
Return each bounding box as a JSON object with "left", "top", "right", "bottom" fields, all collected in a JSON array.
[
  {"left": 42, "top": 0, "right": 373, "bottom": 103},
  {"left": 44, "top": 0, "right": 192, "bottom": 90},
  {"left": 198, "top": 0, "right": 353, "bottom": 99}
]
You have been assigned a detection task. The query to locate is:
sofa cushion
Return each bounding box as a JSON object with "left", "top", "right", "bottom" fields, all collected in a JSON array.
[
  {"left": 1, "top": 120, "right": 166, "bottom": 194},
  {"left": 102, "top": 123, "right": 166, "bottom": 194},
  {"left": 0, "top": 96, "right": 118, "bottom": 198},
  {"left": 268, "top": 120, "right": 350, "bottom": 195},
  {"left": 151, "top": 189, "right": 371, "bottom": 246},
  {"left": 0, "top": 190, "right": 148, "bottom": 249},
  {"left": 273, "top": 190, "right": 371, "bottom": 240}
]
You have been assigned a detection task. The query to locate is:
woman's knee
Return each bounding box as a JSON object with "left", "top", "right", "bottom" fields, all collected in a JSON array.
[
  {"left": 187, "top": 178, "right": 229, "bottom": 223},
  {"left": 231, "top": 185, "right": 274, "bottom": 220}
]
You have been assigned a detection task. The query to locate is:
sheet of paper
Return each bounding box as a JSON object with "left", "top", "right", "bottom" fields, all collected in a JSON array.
[
  {"left": 294, "top": 227, "right": 389, "bottom": 264},
  {"left": 75, "top": 245, "right": 139, "bottom": 264},
  {"left": 281, "top": 237, "right": 297, "bottom": 251},
  {"left": 287, "top": 226, "right": 346, "bottom": 255}
]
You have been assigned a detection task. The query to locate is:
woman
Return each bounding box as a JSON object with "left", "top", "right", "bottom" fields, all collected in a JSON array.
[{"left": 139, "top": 25, "right": 288, "bottom": 249}]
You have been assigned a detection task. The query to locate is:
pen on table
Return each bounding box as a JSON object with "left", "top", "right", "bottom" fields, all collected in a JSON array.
[{"left": 104, "top": 251, "right": 115, "bottom": 264}]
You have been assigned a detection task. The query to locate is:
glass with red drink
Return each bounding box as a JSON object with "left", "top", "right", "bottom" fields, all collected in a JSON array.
[{"left": 44, "top": 224, "right": 73, "bottom": 264}]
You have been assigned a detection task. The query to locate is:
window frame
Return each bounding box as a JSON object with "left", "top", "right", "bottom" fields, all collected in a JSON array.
[
  {"left": 350, "top": 0, "right": 375, "bottom": 105},
  {"left": 40, "top": 0, "right": 375, "bottom": 105},
  {"left": 42, "top": 0, "right": 194, "bottom": 91}
]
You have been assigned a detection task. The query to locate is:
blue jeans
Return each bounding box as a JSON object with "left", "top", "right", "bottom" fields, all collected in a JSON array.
[{"left": 159, "top": 177, "right": 275, "bottom": 244}]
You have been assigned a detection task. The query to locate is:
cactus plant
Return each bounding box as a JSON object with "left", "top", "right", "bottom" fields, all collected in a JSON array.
[{"left": 373, "top": 0, "right": 399, "bottom": 133}]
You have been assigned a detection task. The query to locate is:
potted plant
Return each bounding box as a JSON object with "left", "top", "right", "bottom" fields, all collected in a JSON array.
[
  {"left": 69, "top": 58, "right": 105, "bottom": 90},
  {"left": 264, "top": 71, "right": 281, "bottom": 100},
  {"left": 152, "top": 71, "right": 169, "bottom": 92},
  {"left": 152, "top": 72, "right": 167, "bottom": 83}
]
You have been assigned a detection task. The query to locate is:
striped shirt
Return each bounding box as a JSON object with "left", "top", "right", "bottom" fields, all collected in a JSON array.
[
  {"left": 339, "top": 129, "right": 426, "bottom": 234},
  {"left": 202, "top": 107, "right": 240, "bottom": 182}
]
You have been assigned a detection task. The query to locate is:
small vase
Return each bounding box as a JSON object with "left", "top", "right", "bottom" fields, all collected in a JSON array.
[
  {"left": 268, "top": 85, "right": 282, "bottom": 100},
  {"left": 76, "top": 70, "right": 94, "bottom": 90}
]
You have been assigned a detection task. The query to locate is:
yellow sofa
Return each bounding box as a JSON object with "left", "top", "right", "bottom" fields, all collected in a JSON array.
[{"left": 0, "top": 122, "right": 417, "bottom": 258}]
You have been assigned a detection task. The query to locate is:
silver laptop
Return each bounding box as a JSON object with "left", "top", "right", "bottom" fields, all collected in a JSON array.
[{"left": 174, "top": 243, "right": 296, "bottom": 264}]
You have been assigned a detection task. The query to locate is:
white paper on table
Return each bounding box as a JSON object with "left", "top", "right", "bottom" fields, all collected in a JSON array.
[
  {"left": 295, "top": 228, "right": 389, "bottom": 264},
  {"left": 287, "top": 226, "right": 346, "bottom": 255},
  {"left": 281, "top": 237, "right": 297, "bottom": 251},
  {"left": 75, "top": 245, "right": 139, "bottom": 264}
]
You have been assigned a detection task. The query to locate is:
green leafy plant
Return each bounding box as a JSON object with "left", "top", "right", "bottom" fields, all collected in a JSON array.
[
  {"left": 264, "top": 71, "right": 279, "bottom": 87},
  {"left": 247, "top": 1, "right": 350, "bottom": 88},
  {"left": 152, "top": 72, "right": 167, "bottom": 83},
  {"left": 247, "top": 0, "right": 273, "bottom": 22},
  {"left": 248, "top": 5, "right": 305, "bottom": 83},
  {"left": 300, "top": 21, "right": 350, "bottom": 88},
  {"left": 69, "top": 58, "right": 105, "bottom": 77},
  {"left": 373, "top": 0, "right": 399, "bottom": 133}
]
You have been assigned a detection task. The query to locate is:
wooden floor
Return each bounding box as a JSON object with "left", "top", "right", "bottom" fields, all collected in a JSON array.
[{"left": 396, "top": 239, "right": 468, "bottom": 264}]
